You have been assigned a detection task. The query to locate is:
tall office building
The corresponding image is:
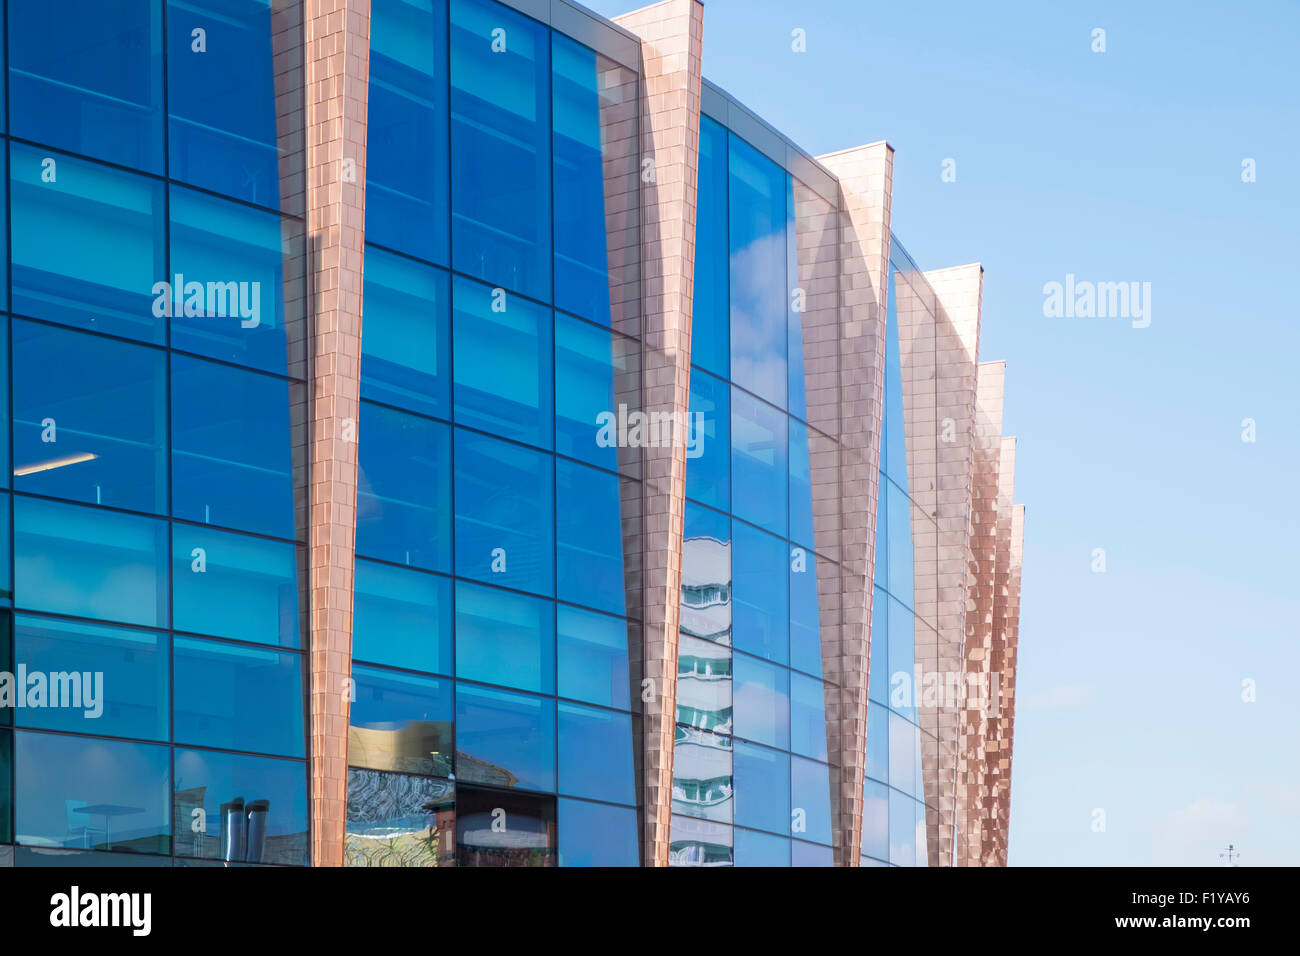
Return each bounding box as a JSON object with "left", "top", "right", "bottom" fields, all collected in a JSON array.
[{"left": 0, "top": 0, "right": 1023, "bottom": 867}]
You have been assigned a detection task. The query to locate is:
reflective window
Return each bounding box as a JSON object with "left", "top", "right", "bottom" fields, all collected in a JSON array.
[
  {"left": 556, "top": 459, "right": 628, "bottom": 617},
  {"left": 361, "top": 249, "right": 451, "bottom": 419},
  {"left": 734, "top": 827, "right": 788, "bottom": 867},
  {"left": 676, "top": 635, "right": 732, "bottom": 736},
  {"left": 728, "top": 134, "right": 788, "bottom": 408},
  {"left": 166, "top": 0, "right": 286, "bottom": 209},
  {"left": 367, "top": 0, "right": 449, "bottom": 263},
  {"left": 792, "top": 839, "right": 833, "bottom": 867},
  {"left": 15, "top": 497, "right": 168, "bottom": 628},
  {"left": 886, "top": 479, "right": 915, "bottom": 603},
  {"left": 14, "top": 615, "right": 167, "bottom": 741},
  {"left": 731, "top": 520, "right": 788, "bottom": 664},
  {"left": 9, "top": 0, "right": 164, "bottom": 172},
  {"left": 0, "top": 496, "right": 9, "bottom": 601},
  {"left": 171, "top": 354, "right": 297, "bottom": 539},
  {"left": 450, "top": 0, "right": 550, "bottom": 300},
  {"left": 789, "top": 672, "right": 828, "bottom": 762},
  {"left": 669, "top": 814, "right": 732, "bottom": 867},
  {"left": 889, "top": 787, "right": 917, "bottom": 867},
  {"left": 0, "top": 326, "right": 8, "bottom": 481},
  {"left": 345, "top": 768, "right": 455, "bottom": 868},
  {"left": 888, "top": 595, "right": 917, "bottom": 721},
  {"left": 352, "top": 559, "right": 451, "bottom": 675},
  {"left": 349, "top": 665, "right": 453, "bottom": 778},
  {"left": 357, "top": 402, "right": 451, "bottom": 572},
  {"left": 671, "top": 724, "right": 732, "bottom": 822},
  {"left": 868, "top": 587, "right": 888, "bottom": 705},
  {"left": 558, "top": 798, "right": 637, "bottom": 867},
  {"left": 884, "top": 267, "right": 909, "bottom": 488},
  {"left": 862, "top": 778, "right": 889, "bottom": 862},
  {"left": 455, "top": 581, "right": 554, "bottom": 694},
  {"left": 865, "top": 701, "right": 888, "bottom": 782},
  {"left": 732, "top": 387, "right": 787, "bottom": 536},
  {"left": 168, "top": 186, "right": 298, "bottom": 375},
  {"left": 691, "top": 116, "right": 728, "bottom": 378},
  {"left": 174, "top": 636, "right": 304, "bottom": 758},
  {"left": 733, "top": 740, "right": 788, "bottom": 835},
  {"left": 788, "top": 418, "right": 815, "bottom": 549},
  {"left": 791, "top": 756, "right": 832, "bottom": 846},
  {"left": 454, "top": 429, "right": 554, "bottom": 597},
  {"left": 557, "top": 606, "right": 631, "bottom": 711},
  {"left": 558, "top": 702, "right": 634, "bottom": 805},
  {"left": 172, "top": 524, "right": 301, "bottom": 647},
  {"left": 174, "top": 747, "right": 308, "bottom": 865},
  {"left": 681, "top": 503, "right": 731, "bottom": 646},
  {"left": 789, "top": 550, "right": 822, "bottom": 678},
  {"left": 455, "top": 683, "right": 554, "bottom": 792},
  {"left": 453, "top": 276, "right": 552, "bottom": 448},
  {"left": 14, "top": 731, "right": 169, "bottom": 855},
  {"left": 456, "top": 786, "right": 555, "bottom": 866},
  {"left": 888, "top": 710, "right": 919, "bottom": 801},
  {"left": 13, "top": 320, "right": 166, "bottom": 514},
  {"left": 0, "top": 732, "right": 10, "bottom": 843},
  {"left": 10, "top": 145, "right": 166, "bottom": 344},
  {"left": 555, "top": 313, "right": 638, "bottom": 474},
  {"left": 732, "top": 652, "right": 789, "bottom": 751},
  {"left": 685, "top": 369, "right": 729, "bottom": 510}
]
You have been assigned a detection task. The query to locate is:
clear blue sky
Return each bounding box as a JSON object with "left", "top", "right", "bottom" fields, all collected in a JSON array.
[{"left": 586, "top": 0, "right": 1300, "bottom": 865}]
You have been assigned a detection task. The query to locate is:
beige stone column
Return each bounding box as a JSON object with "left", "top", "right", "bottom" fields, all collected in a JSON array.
[
  {"left": 304, "top": 0, "right": 371, "bottom": 867},
  {"left": 814, "top": 142, "right": 894, "bottom": 866},
  {"left": 612, "top": 0, "right": 705, "bottom": 867}
]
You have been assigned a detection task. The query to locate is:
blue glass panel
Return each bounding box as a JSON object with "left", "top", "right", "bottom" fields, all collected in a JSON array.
[
  {"left": 10, "top": 145, "right": 165, "bottom": 343},
  {"left": 174, "top": 636, "right": 304, "bottom": 757},
  {"left": 14, "top": 730, "right": 169, "bottom": 854},
  {"left": 785, "top": 177, "right": 805, "bottom": 420},
  {"left": 0, "top": 494, "right": 10, "bottom": 600},
  {"left": 557, "top": 605, "right": 630, "bottom": 711},
  {"left": 733, "top": 740, "right": 788, "bottom": 835},
  {"left": 789, "top": 672, "right": 828, "bottom": 762},
  {"left": 791, "top": 839, "right": 833, "bottom": 867},
  {"left": 888, "top": 710, "right": 919, "bottom": 801},
  {"left": 455, "top": 683, "right": 555, "bottom": 791},
  {"left": 12, "top": 320, "right": 166, "bottom": 514},
  {"left": 172, "top": 524, "right": 301, "bottom": 647},
  {"left": 173, "top": 748, "right": 308, "bottom": 865},
  {"left": 168, "top": 186, "right": 296, "bottom": 375},
  {"left": 0, "top": 732, "right": 10, "bottom": 843},
  {"left": 728, "top": 134, "right": 787, "bottom": 408},
  {"left": 556, "top": 459, "right": 628, "bottom": 617},
  {"left": 788, "top": 418, "right": 814, "bottom": 549},
  {"left": 865, "top": 700, "right": 888, "bottom": 783},
  {"left": 352, "top": 559, "right": 451, "bottom": 675},
  {"left": 669, "top": 814, "right": 732, "bottom": 867},
  {"left": 367, "top": 0, "right": 450, "bottom": 262},
  {"left": 888, "top": 595, "right": 917, "bottom": 721},
  {"left": 889, "top": 788, "right": 917, "bottom": 866},
  {"left": 734, "top": 827, "right": 788, "bottom": 867},
  {"left": 731, "top": 387, "right": 787, "bottom": 536},
  {"left": 672, "top": 724, "right": 732, "bottom": 820},
  {"left": 9, "top": 0, "right": 164, "bottom": 172},
  {"left": 886, "top": 478, "right": 914, "bottom": 604},
  {"left": 172, "top": 353, "right": 297, "bottom": 539},
  {"left": 14, "top": 497, "right": 168, "bottom": 628},
  {"left": 685, "top": 368, "right": 729, "bottom": 510},
  {"left": 0, "top": 321, "right": 8, "bottom": 480},
  {"left": 681, "top": 503, "right": 731, "bottom": 645},
  {"left": 676, "top": 636, "right": 732, "bottom": 737},
  {"left": 361, "top": 249, "right": 451, "bottom": 418},
  {"left": 167, "top": 0, "right": 283, "bottom": 208},
  {"left": 456, "top": 786, "right": 555, "bottom": 865},
  {"left": 450, "top": 0, "right": 550, "bottom": 300},
  {"left": 558, "top": 798, "right": 637, "bottom": 867},
  {"left": 349, "top": 665, "right": 453, "bottom": 777},
  {"left": 453, "top": 276, "right": 552, "bottom": 448},
  {"left": 558, "top": 702, "right": 634, "bottom": 805},
  {"left": 14, "top": 615, "right": 168, "bottom": 741},
  {"left": 789, "top": 548, "right": 821, "bottom": 678},
  {"left": 552, "top": 35, "right": 611, "bottom": 325},
  {"left": 884, "top": 267, "right": 908, "bottom": 489},
  {"left": 731, "top": 520, "right": 788, "bottom": 664},
  {"left": 555, "top": 312, "right": 636, "bottom": 474},
  {"left": 790, "top": 756, "right": 832, "bottom": 846},
  {"left": 455, "top": 580, "right": 554, "bottom": 694},
  {"left": 453, "top": 429, "right": 554, "bottom": 597},
  {"left": 732, "top": 651, "right": 788, "bottom": 750},
  {"left": 357, "top": 402, "right": 451, "bottom": 572},
  {"left": 691, "top": 116, "right": 728, "bottom": 378},
  {"left": 868, "top": 586, "right": 888, "bottom": 704},
  {"left": 862, "top": 777, "right": 889, "bottom": 862}
]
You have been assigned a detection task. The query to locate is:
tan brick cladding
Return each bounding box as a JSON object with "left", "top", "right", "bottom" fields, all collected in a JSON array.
[
  {"left": 814, "top": 143, "right": 894, "bottom": 866},
  {"left": 900, "top": 263, "right": 983, "bottom": 867},
  {"left": 991, "top": 503, "right": 1026, "bottom": 863},
  {"left": 304, "top": 0, "right": 371, "bottom": 867},
  {"left": 612, "top": 0, "right": 705, "bottom": 867}
]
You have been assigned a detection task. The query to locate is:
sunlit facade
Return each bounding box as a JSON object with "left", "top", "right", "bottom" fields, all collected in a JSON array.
[{"left": 0, "top": 0, "right": 1023, "bottom": 868}]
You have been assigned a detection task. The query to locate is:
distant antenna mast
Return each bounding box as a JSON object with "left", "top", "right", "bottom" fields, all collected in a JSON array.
[{"left": 1219, "top": 844, "right": 1240, "bottom": 866}]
